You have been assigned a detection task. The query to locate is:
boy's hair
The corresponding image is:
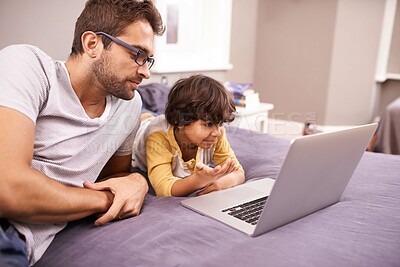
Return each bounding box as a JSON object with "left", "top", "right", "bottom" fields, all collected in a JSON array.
[
  {"left": 165, "top": 75, "right": 236, "bottom": 127},
  {"left": 70, "top": 0, "right": 164, "bottom": 56}
]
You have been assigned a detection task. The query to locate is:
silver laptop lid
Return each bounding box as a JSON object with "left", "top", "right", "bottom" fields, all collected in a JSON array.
[{"left": 252, "top": 123, "right": 378, "bottom": 236}]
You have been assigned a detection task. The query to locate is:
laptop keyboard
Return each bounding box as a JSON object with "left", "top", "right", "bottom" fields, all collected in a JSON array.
[{"left": 221, "top": 196, "right": 268, "bottom": 225}]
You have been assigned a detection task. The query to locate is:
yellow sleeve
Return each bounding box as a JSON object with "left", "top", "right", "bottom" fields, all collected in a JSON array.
[
  {"left": 213, "top": 128, "right": 244, "bottom": 173},
  {"left": 146, "top": 131, "right": 180, "bottom": 196}
]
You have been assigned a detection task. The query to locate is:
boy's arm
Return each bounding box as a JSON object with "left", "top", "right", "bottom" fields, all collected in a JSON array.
[
  {"left": 146, "top": 131, "right": 242, "bottom": 197},
  {"left": 196, "top": 127, "right": 245, "bottom": 195},
  {"left": 213, "top": 127, "right": 244, "bottom": 173},
  {"left": 146, "top": 132, "right": 180, "bottom": 196},
  {"left": 170, "top": 159, "right": 239, "bottom": 196},
  {"left": 146, "top": 132, "right": 237, "bottom": 196},
  {"left": 196, "top": 170, "right": 245, "bottom": 196}
]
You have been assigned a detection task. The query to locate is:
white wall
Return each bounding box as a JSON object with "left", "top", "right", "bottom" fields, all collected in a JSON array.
[
  {"left": 0, "top": 0, "right": 258, "bottom": 87},
  {"left": 149, "top": 0, "right": 259, "bottom": 86},
  {"left": 324, "top": 0, "right": 385, "bottom": 125},
  {"left": 0, "top": 0, "right": 86, "bottom": 60},
  {"left": 225, "top": 0, "right": 258, "bottom": 84},
  {"left": 0, "top": 0, "right": 394, "bottom": 125},
  {"left": 253, "top": 0, "right": 338, "bottom": 125},
  {"left": 253, "top": 0, "right": 387, "bottom": 125}
]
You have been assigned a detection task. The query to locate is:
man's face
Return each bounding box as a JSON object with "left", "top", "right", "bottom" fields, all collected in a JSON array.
[
  {"left": 93, "top": 20, "right": 155, "bottom": 100},
  {"left": 91, "top": 50, "right": 133, "bottom": 100}
]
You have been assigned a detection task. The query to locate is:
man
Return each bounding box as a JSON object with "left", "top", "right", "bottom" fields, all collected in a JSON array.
[{"left": 0, "top": 0, "right": 164, "bottom": 265}]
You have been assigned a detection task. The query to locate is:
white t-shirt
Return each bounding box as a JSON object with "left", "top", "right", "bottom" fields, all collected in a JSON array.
[{"left": 0, "top": 44, "right": 142, "bottom": 265}]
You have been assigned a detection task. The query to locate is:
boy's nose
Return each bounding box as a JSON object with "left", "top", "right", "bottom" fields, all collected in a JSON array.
[{"left": 211, "top": 125, "right": 222, "bottom": 136}]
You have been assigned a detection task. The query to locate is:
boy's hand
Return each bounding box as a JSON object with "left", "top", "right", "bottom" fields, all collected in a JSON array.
[
  {"left": 194, "top": 158, "right": 239, "bottom": 189},
  {"left": 196, "top": 160, "right": 242, "bottom": 196},
  {"left": 196, "top": 179, "right": 225, "bottom": 195},
  {"left": 195, "top": 158, "right": 237, "bottom": 179}
]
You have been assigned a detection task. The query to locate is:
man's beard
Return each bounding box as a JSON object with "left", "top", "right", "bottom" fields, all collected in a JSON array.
[{"left": 92, "top": 52, "right": 135, "bottom": 100}]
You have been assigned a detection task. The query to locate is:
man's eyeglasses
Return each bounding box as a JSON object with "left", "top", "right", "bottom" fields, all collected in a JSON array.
[{"left": 95, "top": 31, "right": 155, "bottom": 70}]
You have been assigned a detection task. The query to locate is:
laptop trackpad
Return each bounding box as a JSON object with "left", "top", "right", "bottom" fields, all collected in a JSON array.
[{"left": 221, "top": 187, "right": 264, "bottom": 200}]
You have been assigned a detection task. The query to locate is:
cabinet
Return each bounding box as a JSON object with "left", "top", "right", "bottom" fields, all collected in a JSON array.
[{"left": 231, "top": 103, "right": 274, "bottom": 133}]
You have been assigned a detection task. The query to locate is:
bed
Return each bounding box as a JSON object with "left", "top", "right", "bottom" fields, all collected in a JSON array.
[{"left": 34, "top": 125, "right": 400, "bottom": 267}]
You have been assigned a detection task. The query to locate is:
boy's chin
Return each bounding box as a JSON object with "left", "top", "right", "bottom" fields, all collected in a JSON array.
[{"left": 199, "top": 143, "right": 214, "bottom": 149}]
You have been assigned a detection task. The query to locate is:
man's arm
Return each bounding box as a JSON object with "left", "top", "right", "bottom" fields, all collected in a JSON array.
[
  {"left": 98, "top": 153, "right": 132, "bottom": 180},
  {"left": 83, "top": 138, "right": 148, "bottom": 225},
  {"left": 0, "top": 107, "right": 113, "bottom": 224}
]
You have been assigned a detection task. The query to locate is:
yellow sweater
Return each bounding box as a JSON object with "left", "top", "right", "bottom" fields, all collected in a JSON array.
[{"left": 132, "top": 115, "right": 244, "bottom": 196}]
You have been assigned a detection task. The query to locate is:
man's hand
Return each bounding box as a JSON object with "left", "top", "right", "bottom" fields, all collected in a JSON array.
[{"left": 83, "top": 173, "right": 148, "bottom": 226}]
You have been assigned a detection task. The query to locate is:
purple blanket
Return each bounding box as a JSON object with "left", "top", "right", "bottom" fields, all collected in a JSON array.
[{"left": 35, "top": 127, "right": 400, "bottom": 267}]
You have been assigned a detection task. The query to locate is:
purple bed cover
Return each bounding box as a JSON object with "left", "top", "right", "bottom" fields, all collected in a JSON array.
[{"left": 35, "top": 127, "right": 400, "bottom": 267}]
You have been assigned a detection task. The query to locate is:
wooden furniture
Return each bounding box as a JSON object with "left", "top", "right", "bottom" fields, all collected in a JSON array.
[{"left": 231, "top": 102, "right": 274, "bottom": 133}]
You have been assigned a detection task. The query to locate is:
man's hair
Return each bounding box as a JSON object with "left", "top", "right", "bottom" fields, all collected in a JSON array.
[
  {"left": 165, "top": 74, "right": 236, "bottom": 127},
  {"left": 70, "top": 0, "right": 164, "bottom": 56}
]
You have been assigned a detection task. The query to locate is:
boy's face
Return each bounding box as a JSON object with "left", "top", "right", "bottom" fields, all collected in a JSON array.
[{"left": 178, "top": 120, "right": 223, "bottom": 149}]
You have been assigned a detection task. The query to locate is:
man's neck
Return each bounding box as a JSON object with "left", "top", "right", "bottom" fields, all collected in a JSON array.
[{"left": 65, "top": 56, "right": 108, "bottom": 119}]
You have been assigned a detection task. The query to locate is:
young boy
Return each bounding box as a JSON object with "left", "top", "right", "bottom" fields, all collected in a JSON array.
[{"left": 132, "top": 74, "right": 245, "bottom": 196}]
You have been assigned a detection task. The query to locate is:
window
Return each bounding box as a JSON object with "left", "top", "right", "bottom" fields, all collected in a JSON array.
[{"left": 152, "top": 0, "right": 233, "bottom": 73}]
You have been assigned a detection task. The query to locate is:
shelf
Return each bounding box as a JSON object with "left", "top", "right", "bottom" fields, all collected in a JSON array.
[
  {"left": 232, "top": 102, "right": 274, "bottom": 133},
  {"left": 235, "top": 103, "right": 274, "bottom": 116},
  {"left": 151, "top": 64, "right": 233, "bottom": 74},
  {"left": 376, "top": 72, "right": 400, "bottom": 82},
  {"left": 386, "top": 73, "right": 400, "bottom": 80}
]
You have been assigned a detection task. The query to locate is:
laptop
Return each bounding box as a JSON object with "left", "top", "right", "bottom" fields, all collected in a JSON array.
[{"left": 181, "top": 123, "right": 378, "bottom": 237}]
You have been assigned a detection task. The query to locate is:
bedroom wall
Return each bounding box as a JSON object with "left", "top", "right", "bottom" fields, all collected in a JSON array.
[
  {"left": 0, "top": 0, "right": 256, "bottom": 88},
  {"left": 148, "top": 0, "right": 258, "bottom": 86},
  {"left": 253, "top": 0, "right": 387, "bottom": 125},
  {"left": 0, "top": 0, "right": 85, "bottom": 60},
  {"left": 324, "top": 0, "right": 385, "bottom": 125},
  {"left": 253, "top": 0, "right": 337, "bottom": 125},
  {"left": 0, "top": 0, "right": 395, "bottom": 126}
]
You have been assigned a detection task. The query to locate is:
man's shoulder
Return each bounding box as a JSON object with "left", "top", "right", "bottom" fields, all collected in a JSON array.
[
  {"left": 1, "top": 44, "right": 52, "bottom": 61},
  {"left": 0, "top": 44, "right": 55, "bottom": 77},
  {"left": 1, "top": 44, "right": 37, "bottom": 52}
]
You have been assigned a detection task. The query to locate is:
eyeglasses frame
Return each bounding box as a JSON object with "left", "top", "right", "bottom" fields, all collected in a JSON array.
[{"left": 95, "top": 31, "right": 155, "bottom": 70}]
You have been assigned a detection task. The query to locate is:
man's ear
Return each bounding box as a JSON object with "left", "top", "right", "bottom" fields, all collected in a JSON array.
[{"left": 81, "top": 31, "right": 102, "bottom": 58}]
